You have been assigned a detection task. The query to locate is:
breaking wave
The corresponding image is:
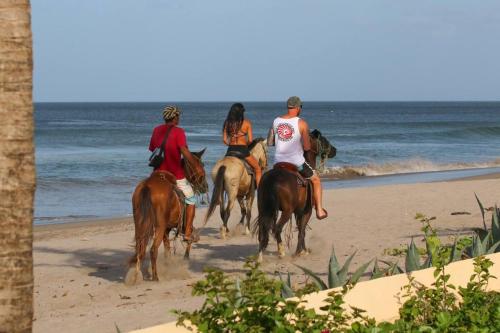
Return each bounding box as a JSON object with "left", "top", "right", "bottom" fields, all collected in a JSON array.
[{"left": 320, "top": 158, "right": 500, "bottom": 179}]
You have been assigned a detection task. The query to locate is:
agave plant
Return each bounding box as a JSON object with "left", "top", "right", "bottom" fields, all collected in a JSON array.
[
  {"left": 277, "top": 272, "right": 294, "bottom": 298},
  {"left": 370, "top": 258, "right": 404, "bottom": 280},
  {"left": 295, "top": 247, "right": 372, "bottom": 290},
  {"left": 404, "top": 238, "right": 433, "bottom": 272},
  {"left": 464, "top": 232, "right": 500, "bottom": 258},
  {"left": 405, "top": 235, "right": 465, "bottom": 272},
  {"left": 471, "top": 194, "right": 500, "bottom": 255}
]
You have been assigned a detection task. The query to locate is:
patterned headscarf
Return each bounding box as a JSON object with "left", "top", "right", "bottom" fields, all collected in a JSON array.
[{"left": 162, "top": 105, "right": 181, "bottom": 121}]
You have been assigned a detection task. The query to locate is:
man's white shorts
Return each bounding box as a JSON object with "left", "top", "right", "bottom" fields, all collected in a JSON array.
[{"left": 176, "top": 178, "right": 196, "bottom": 205}]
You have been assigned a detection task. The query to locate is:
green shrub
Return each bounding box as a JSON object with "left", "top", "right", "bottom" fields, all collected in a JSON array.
[{"left": 175, "top": 256, "right": 500, "bottom": 332}]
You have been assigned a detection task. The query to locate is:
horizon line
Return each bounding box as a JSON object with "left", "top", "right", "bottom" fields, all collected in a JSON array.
[{"left": 33, "top": 99, "right": 500, "bottom": 104}]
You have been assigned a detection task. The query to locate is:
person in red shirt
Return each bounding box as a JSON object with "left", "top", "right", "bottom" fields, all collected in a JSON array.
[{"left": 149, "top": 105, "right": 203, "bottom": 242}]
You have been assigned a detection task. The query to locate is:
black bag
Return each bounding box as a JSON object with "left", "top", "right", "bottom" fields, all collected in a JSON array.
[{"left": 148, "top": 126, "right": 174, "bottom": 168}]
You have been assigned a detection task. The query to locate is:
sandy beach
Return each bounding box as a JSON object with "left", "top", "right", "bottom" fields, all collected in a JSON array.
[{"left": 33, "top": 175, "right": 499, "bottom": 333}]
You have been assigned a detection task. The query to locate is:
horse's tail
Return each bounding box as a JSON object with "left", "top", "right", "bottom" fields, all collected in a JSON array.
[
  {"left": 252, "top": 174, "right": 279, "bottom": 248},
  {"left": 129, "top": 185, "right": 156, "bottom": 266},
  {"left": 204, "top": 165, "right": 226, "bottom": 224}
]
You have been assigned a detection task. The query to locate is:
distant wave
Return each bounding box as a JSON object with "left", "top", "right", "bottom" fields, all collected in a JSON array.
[
  {"left": 332, "top": 125, "right": 500, "bottom": 142},
  {"left": 37, "top": 176, "right": 142, "bottom": 190},
  {"left": 35, "top": 215, "right": 99, "bottom": 223},
  {"left": 320, "top": 158, "right": 500, "bottom": 179}
]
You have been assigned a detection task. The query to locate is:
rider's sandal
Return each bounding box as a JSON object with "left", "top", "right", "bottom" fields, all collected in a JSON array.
[{"left": 316, "top": 209, "right": 328, "bottom": 220}]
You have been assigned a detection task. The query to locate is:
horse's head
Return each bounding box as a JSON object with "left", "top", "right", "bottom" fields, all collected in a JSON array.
[
  {"left": 185, "top": 148, "right": 209, "bottom": 194},
  {"left": 249, "top": 138, "right": 268, "bottom": 170},
  {"left": 309, "top": 129, "right": 336, "bottom": 160}
]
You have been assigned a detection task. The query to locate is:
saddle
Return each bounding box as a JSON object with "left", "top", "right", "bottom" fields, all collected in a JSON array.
[
  {"left": 153, "top": 170, "right": 187, "bottom": 236},
  {"left": 273, "top": 162, "right": 308, "bottom": 187},
  {"left": 225, "top": 153, "right": 255, "bottom": 180}
]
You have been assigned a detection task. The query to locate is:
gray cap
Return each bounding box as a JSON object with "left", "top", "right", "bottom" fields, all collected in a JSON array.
[{"left": 287, "top": 96, "right": 302, "bottom": 108}]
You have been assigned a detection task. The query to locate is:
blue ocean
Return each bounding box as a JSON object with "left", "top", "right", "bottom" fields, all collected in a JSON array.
[{"left": 34, "top": 102, "right": 500, "bottom": 224}]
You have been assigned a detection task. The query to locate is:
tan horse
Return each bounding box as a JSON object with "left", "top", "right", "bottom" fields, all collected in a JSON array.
[
  {"left": 205, "top": 138, "right": 268, "bottom": 238},
  {"left": 128, "top": 150, "right": 207, "bottom": 283}
]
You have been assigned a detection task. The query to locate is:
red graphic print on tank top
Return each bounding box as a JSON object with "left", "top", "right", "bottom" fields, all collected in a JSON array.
[{"left": 276, "top": 123, "right": 295, "bottom": 142}]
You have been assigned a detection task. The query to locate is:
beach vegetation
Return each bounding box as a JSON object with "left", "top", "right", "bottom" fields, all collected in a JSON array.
[
  {"left": 472, "top": 194, "right": 500, "bottom": 254},
  {"left": 176, "top": 256, "right": 500, "bottom": 332},
  {"left": 292, "top": 247, "right": 372, "bottom": 292},
  {"left": 370, "top": 258, "right": 404, "bottom": 279},
  {"left": 175, "top": 196, "right": 500, "bottom": 331}
]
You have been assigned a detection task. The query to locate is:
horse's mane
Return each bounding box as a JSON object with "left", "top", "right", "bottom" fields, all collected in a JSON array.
[{"left": 248, "top": 137, "right": 265, "bottom": 151}]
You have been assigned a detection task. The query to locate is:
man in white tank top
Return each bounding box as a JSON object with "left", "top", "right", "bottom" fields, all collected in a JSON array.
[{"left": 267, "top": 96, "right": 328, "bottom": 220}]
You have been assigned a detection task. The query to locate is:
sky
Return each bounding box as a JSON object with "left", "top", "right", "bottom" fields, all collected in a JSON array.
[{"left": 32, "top": 0, "right": 500, "bottom": 102}]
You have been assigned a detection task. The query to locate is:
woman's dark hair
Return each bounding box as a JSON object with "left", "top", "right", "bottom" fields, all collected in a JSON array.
[{"left": 223, "top": 103, "right": 245, "bottom": 138}]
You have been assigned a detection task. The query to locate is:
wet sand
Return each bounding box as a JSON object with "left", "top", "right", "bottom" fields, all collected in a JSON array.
[{"left": 33, "top": 175, "right": 499, "bottom": 332}]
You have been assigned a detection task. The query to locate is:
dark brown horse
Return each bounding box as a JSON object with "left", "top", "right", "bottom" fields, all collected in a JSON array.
[
  {"left": 128, "top": 149, "right": 207, "bottom": 282},
  {"left": 255, "top": 130, "right": 335, "bottom": 261}
]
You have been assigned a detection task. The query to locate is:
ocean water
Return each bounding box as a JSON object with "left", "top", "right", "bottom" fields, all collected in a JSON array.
[{"left": 34, "top": 102, "right": 500, "bottom": 224}]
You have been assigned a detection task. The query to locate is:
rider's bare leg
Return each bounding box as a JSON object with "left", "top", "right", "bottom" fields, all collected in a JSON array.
[
  {"left": 183, "top": 204, "right": 196, "bottom": 241},
  {"left": 310, "top": 174, "right": 328, "bottom": 220},
  {"left": 245, "top": 155, "right": 262, "bottom": 187}
]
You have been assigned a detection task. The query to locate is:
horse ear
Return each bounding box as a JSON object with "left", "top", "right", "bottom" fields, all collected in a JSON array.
[
  {"left": 311, "top": 129, "right": 321, "bottom": 138},
  {"left": 262, "top": 139, "right": 267, "bottom": 146},
  {"left": 196, "top": 148, "right": 206, "bottom": 157}
]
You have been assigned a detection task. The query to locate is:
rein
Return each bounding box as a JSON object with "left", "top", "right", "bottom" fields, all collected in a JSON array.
[
  {"left": 310, "top": 133, "right": 331, "bottom": 172},
  {"left": 184, "top": 156, "right": 209, "bottom": 204}
]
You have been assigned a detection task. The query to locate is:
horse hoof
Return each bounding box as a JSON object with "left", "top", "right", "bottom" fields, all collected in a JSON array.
[
  {"left": 278, "top": 243, "right": 286, "bottom": 258},
  {"left": 257, "top": 252, "right": 263, "bottom": 263},
  {"left": 296, "top": 249, "right": 310, "bottom": 257},
  {"left": 124, "top": 268, "right": 142, "bottom": 286},
  {"left": 244, "top": 226, "right": 250, "bottom": 235},
  {"left": 220, "top": 227, "right": 228, "bottom": 240}
]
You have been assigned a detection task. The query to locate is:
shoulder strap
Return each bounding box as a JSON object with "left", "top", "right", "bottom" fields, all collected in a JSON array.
[{"left": 159, "top": 125, "right": 175, "bottom": 154}]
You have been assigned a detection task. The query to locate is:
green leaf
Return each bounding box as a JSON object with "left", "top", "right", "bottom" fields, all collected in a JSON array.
[
  {"left": 370, "top": 259, "right": 385, "bottom": 280},
  {"left": 469, "top": 234, "right": 487, "bottom": 257},
  {"left": 421, "top": 251, "right": 432, "bottom": 269},
  {"left": 295, "top": 264, "right": 328, "bottom": 290},
  {"left": 379, "top": 259, "right": 404, "bottom": 275},
  {"left": 278, "top": 272, "right": 295, "bottom": 298},
  {"left": 449, "top": 238, "right": 463, "bottom": 263},
  {"left": 486, "top": 240, "right": 500, "bottom": 254},
  {"left": 337, "top": 251, "right": 357, "bottom": 285},
  {"left": 472, "top": 227, "right": 489, "bottom": 241},
  {"left": 475, "top": 192, "right": 487, "bottom": 230},
  {"left": 405, "top": 238, "right": 421, "bottom": 272},
  {"left": 235, "top": 277, "right": 243, "bottom": 306},
  {"left": 350, "top": 260, "right": 373, "bottom": 284},
  {"left": 492, "top": 205, "right": 500, "bottom": 244},
  {"left": 328, "top": 247, "right": 342, "bottom": 288}
]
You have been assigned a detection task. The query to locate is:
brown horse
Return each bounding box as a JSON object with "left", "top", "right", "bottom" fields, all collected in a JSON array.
[
  {"left": 205, "top": 138, "right": 268, "bottom": 238},
  {"left": 254, "top": 130, "right": 336, "bottom": 261},
  {"left": 128, "top": 149, "right": 207, "bottom": 282}
]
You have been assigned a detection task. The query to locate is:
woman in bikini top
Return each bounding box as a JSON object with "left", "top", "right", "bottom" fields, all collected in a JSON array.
[{"left": 222, "top": 103, "right": 262, "bottom": 186}]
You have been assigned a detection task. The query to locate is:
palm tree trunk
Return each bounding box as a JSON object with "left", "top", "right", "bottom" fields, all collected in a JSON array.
[{"left": 0, "top": 1, "right": 35, "bottom": 332}]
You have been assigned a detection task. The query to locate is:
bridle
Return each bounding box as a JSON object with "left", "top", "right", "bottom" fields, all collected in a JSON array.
[
  {"left": 309, "top": 132, "right": 332, "bottom": 172},
  {"left": 185, "top": 155, "right": 208, "bottom": 195}
]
